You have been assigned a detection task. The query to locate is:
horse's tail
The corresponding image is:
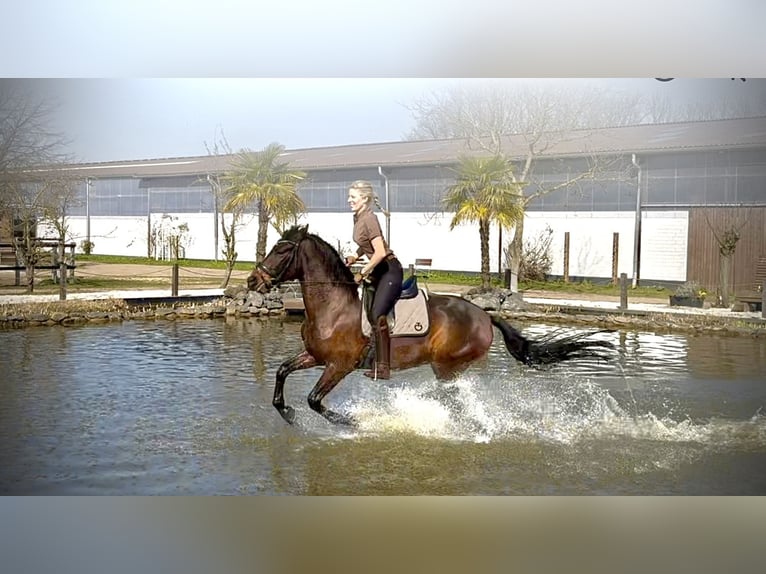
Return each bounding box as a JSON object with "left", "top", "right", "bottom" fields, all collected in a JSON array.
[{"left": 490, "top": 315, "right": 613, "bottom": 366}]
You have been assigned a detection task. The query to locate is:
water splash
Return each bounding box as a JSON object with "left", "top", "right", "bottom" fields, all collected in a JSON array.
[{"left": 343, "top": 373, "right": 766, "bottom": 448}]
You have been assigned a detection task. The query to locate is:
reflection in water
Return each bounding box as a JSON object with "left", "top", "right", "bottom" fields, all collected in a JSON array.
[{"left": 0, "top": 319, "right": 764, "bottom": 495}]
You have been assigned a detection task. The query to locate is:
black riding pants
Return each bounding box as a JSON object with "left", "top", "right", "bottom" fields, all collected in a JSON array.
[{"left": 368, "top": 256, "right": 403, "bottom": 320}]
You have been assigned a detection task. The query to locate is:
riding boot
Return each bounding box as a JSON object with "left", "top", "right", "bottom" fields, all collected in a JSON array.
[{"left": 364, "top": 316, "right": 390, "bottom": 380}]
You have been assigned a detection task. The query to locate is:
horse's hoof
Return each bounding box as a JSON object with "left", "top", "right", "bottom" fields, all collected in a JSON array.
[{"left": 279, "top": 406, "right": 296, "bottom": 424}]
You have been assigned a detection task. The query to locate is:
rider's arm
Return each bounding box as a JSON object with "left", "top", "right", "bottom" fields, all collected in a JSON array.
[
  {"left": 345, "top": 249, "right": 365, "bottom": 266},
  {"left": 359, "top": 236, "right": 387, "bottom": 278}
]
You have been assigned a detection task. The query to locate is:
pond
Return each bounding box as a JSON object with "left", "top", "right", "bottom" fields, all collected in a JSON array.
[{"left": 1, "top": 317, "right": 764, "bottom": 494}]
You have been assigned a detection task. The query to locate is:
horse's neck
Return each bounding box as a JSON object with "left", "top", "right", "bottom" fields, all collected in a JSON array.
[{"left": 297, "top": 250, "right": 358, "bottom": 316}]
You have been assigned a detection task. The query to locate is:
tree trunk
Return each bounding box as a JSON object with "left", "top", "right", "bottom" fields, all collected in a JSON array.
[
  {"left": 23, "top": 230, "right": 35, "bottom": 294},
  {"left": 256, "top": 200, "right": 269, "bottom": 264},
  {"left": 219, "top": 212, "right": 237, "bottom": 289},
  {"left": 720, "top": 253, "right": 731, "bottom": 308},
  {"left": 221, "top": 264, "right": 234, "bottom": 289},
  {"left": 509, "top": 213, "right": 525, "bottom": 280},
  {"left": 479, "top": 218, "right": 490, "bottom": 290}
]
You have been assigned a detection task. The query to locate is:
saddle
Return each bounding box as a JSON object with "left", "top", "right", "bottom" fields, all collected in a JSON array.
[{"left": 361, "top": 275, "right": 431, "bottom": 338}]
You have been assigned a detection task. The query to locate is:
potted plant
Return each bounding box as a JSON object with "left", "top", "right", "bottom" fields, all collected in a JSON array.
[{"left": 669, "top": 281, "right": 706, "bottom": 308}]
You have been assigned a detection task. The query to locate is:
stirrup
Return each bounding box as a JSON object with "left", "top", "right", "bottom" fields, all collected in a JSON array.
[{"left": 363, "top": 363, "right": 389, "bottom": 380}]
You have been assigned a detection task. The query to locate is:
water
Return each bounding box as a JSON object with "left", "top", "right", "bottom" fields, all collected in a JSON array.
[{"left": 1, "top": 318, "right": 764, "bottom": 494}]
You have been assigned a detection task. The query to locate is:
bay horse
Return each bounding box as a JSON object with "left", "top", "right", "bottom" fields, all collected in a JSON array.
[{"left": 248, "top": 225, "right": 611, "bottom": 426}]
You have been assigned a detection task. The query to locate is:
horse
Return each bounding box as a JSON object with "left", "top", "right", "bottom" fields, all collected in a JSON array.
[{"left": 248, "top": 224, "right": 612, "bottom": 426}]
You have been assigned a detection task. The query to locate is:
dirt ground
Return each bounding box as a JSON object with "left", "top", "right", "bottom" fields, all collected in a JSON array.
[
  {"left": 0, "top": 262, "right": 251, "bottom": 291},
  {"left": 1, "top": 261, "right": 669, "bottom": 303}
]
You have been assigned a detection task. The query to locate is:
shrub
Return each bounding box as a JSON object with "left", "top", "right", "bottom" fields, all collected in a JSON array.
[
  {"left": 674, "top": 280, "right": 706, "bottom": 299},
  {"left": 79, "top": 240, "right": 95, "bottom": 255},
  {"left": 518, "top": 225, "right": 553, "bottom": 282}
]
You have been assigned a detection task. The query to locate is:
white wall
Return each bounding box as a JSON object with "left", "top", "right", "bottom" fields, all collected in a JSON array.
[
  {"left": 53, "top": 216, "right": 149, "bottom": 257},
  {"left": 525, "top": 210, "right": 688, "bottom": 282},
  {"left": 56, "top": 209, "right": 689, "bottom": 282}
]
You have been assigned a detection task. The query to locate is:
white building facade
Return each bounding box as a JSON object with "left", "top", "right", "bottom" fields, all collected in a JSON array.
[{"left": 43, "top": 118, "right": 766, "bottom": 286}]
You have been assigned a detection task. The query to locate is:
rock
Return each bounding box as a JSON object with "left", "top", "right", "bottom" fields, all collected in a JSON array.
[
  {"left": 224, "top": 285, "right": 246, "bottom": 299},
  {"left": 500, "top": 293, "right": 530, "bottom": 312},
  {"left": 245, "top": 291, "right": 264, "bottom": 308},
  {"left": 469, "top": 294, "right": 501, "bottom": 311},
  {"left": 85, "top": 312, "right": 109, "bottom": 320}
]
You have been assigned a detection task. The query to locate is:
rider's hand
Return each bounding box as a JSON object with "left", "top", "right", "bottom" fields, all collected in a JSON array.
[
  {"left": 354, "top": 272, "right": 364, "bottom": 284},
  {"left": 345, "top": 255, "right": 357, "bottom": 266}
]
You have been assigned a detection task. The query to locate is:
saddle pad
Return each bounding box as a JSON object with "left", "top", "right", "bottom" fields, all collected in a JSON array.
[{"left": 362, "top": 289, "right": 430, "bottom": 337}]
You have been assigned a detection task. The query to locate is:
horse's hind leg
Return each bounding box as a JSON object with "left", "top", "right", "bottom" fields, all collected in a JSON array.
[
  {"left": 274, "top": 350, "right": 317, "bottom": 424},
  {"left": 307, "top": 365, "right": 356, "bottom": 426}
]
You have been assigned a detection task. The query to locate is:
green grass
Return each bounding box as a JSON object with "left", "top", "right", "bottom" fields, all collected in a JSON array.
[
  {"left": 77, "top": 254, "right": 255, "bottom": 271},
  {"left": 37, "top": 255, "right": 673, "bottom": 299},
  {"left": 420, "top": 271, "right": 671, "bottom": 299},
  {"left": 37, "top": 276, "right": 170, "bottom": 290},
  {"left": 520, "top": 278, "right": 672, "bottom": 298}
]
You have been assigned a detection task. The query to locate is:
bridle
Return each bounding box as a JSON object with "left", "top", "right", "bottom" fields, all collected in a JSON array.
[{"left": 256, "top": 237, "right": 301, "bottom": 285}]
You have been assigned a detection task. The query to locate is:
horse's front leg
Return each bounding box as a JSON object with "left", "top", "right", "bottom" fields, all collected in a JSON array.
[
  {"left": 274, "top": 350, "right": 317, "bottom": 424},
  {"left": 307, "top": 364, "right": 356, "bottom": 426}
]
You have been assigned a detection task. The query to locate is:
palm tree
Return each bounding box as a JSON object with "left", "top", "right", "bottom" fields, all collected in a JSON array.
[
  {"left": 223, "top": 143, "right": 306, "bottom": 263},
  {"left": 443, "top": 155, "right": 524, "bottom": 290}
]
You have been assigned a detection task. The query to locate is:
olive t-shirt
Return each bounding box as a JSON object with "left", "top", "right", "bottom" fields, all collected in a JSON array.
[{"left": 353, "top": 210, "right": 392, "bottom": 259}]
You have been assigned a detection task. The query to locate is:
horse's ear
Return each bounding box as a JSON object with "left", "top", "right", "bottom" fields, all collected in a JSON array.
[{"left": 299, "top": 224, "right": 308, "bottom": 236}]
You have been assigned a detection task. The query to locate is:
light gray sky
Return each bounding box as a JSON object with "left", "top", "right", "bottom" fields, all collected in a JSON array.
[
  {"left": 5, "top": 78, "right": 765, "bottom": 163},
  {"left": 2, "top": 1, "right": 765, "bottom": 162}
]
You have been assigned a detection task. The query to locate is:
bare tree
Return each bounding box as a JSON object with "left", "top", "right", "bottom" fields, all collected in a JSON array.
[
  {"left": 1, "top": 83, "right": 70, "bottom": 211},
  {"left": 406, "top": 81, "right": 634, "bottom": 287},
  {"left": 203, "top": 129, "right": 247, "bottom": 288},
  {"left": 704, "top": 209, "right": 749, "bottom": 308},
  {"left": 6, "top": 171, "right": 82, "bottom": 292},
  {"left": 643, "top": 88, "right": 766, "bottom": 123},
  {"left": 1, "top": 83, "right": 74, "bottom": 291}
]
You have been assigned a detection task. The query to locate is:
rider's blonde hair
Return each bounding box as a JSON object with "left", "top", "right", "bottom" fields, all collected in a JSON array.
[
  {"left": 349, "top": 180, "right": 375, "bottom": 203},
  {"left": 349, "top": 180, "right": 387, "bottom": 214}
]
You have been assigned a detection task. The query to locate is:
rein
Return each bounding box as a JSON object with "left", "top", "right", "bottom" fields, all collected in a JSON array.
[
  {"left": 256, "top": 236, "right": 358, "bottom": 287},
  {"left": 256, "top": 238, "right": 300, "bottom": 284}
]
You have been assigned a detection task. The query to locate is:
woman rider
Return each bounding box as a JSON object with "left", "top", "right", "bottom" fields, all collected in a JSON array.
[{"left": 344, "top": 180, "right": 403, "bottom": 380}]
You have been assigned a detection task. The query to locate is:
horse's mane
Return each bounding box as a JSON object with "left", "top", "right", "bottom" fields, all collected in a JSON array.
[{"left": 282, "top": 226, "right": 358, "bottom": 296}]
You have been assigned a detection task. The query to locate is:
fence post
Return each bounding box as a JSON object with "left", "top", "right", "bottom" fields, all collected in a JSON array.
[
  {"left": 51, "top": 247, "right": 59, "bottom": 283},
  {"left": 619, "top": 272, "right": 628, "bottom": 310},
  {"left": 762, "top": 279, "right": 765, "bottom": 319},
  {"left": 612, "top": 233, "right": 619, "bottom": 285},
  {"left": 68, "top": 242, "right": 75, "bottom": 279},
  {"left": 171, "top": 263, "right": 179, "bottom": 297},
  {"left": 59, "top": 241, "right": 67, "bottom": 301},
  {"left": 563, "top": 231, "right": 570, "bottom": 283}
]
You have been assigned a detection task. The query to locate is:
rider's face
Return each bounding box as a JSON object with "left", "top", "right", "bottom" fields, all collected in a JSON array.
[{"left": 347, "top": 189, "right": 366, "bottom": 214}]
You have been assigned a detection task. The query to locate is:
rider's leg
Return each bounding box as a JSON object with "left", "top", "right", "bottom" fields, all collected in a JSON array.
[
  {"left": 364, "top": 315, "right": 390, "bottom": 380},
  {"left": 364, "top": 259, "right": 401, "bottom": 380}
]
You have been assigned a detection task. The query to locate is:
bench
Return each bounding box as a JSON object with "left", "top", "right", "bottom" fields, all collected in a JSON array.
[
  {"left": 736, "top": 256, "right": 766, "bottom": 312},
  {"left": 408, "top": 258, "right": 432, "bottom": 278},
  {"left": 0, "top": 244, "right": 17, "bottom": 263}
]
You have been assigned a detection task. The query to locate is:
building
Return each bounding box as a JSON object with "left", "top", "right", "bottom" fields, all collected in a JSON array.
[{"left": 36, "top": 117, "right": 766, "bottom": 291}]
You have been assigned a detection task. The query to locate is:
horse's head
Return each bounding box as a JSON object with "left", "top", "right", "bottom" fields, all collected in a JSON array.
[{"left": 247, "top": 225, "right": 308, "bottom": 293}]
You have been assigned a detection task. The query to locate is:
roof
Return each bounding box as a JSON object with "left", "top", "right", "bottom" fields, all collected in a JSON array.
[{"left": 59, "top": 117, "right": 766, "bottom": 179}]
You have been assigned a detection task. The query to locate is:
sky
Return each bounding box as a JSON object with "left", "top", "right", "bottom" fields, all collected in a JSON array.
[
  {"left": 1, "top": 1, "right": 765, "bottom": 163},
  {"left": 4, "top": 77, "right": 766, "bottom": 164}
]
